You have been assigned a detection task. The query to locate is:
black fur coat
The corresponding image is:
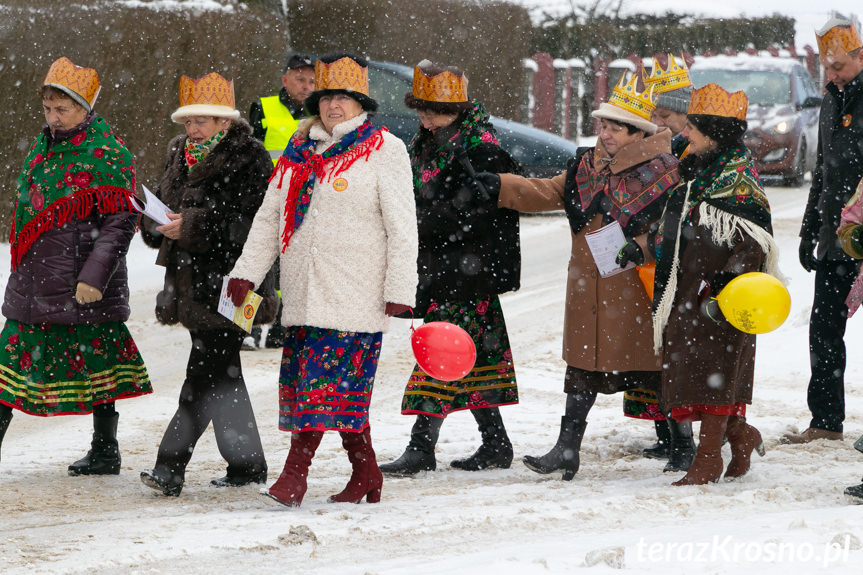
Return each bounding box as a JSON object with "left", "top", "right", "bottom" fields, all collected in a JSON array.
[{"left": 141, "top": 119, "right": 278, "bottom": 331}]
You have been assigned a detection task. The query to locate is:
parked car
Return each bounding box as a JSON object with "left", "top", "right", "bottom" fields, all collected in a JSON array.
[
  {"left": 367, "top": 60, "right": 580, "bottom": 178},
  {"left": 689, "top": 55, "right": 822, "bottom": 186}
]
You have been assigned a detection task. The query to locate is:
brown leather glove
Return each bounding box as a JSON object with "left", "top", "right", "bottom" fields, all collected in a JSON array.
[
  {"left": 385, "top": 302, "right": 412, "bottom": 317},
  {"left": 75, "top": 282, "right": 103, "bottom": 305}
]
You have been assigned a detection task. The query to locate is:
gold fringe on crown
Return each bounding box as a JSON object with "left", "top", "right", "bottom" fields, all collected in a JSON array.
[
  {"left": 315, "top": 57, "right": 369, "bottom": 96},
  {"left": 817, "top": 18, "right": 863, "bottom": 63},
  {"left": 412, "top": 66, "right": 468, "bottom": 103},
  {"left": 178, "top": 73, "right": 236, "bottom": 108},
  {"left": 687, "top": 83, "right": 748, "bottom": 121},
  {"left": 643, "top": 54, "right": 692, "bottom": 94},
  {"left": 43, "top": 57, "right": 101, "bottom": 112},
  {"left": 608, "top": 75, "right": 657, "bottom": 121}
]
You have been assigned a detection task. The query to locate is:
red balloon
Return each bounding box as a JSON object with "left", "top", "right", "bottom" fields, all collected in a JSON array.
[{"left": 411, "top": 321, "right": 477, "bottom": 382}]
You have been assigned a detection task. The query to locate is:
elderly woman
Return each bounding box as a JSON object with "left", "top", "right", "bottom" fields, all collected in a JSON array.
[
  {"left": 478, "top": 76, "right": 680, "bottom": 480},
  {"left": 0, "top": 58, "right": 151, "bottom": 473},
  {"left": 226, "top": 53, "right": 418, "bottom": 507},
  {"left": 652, "top": 83, "right": 777, "bottom": 485},
  {"left": 139, "top": 73, "right": 277, "bottom": 496},
  {"left": 379, "top": 60, "right": 521, "bottom": 477}
]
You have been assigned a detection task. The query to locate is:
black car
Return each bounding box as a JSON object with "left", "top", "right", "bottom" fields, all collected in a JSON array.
[{"left": 367, "top": 60, "right": 580, "bottom": 178}]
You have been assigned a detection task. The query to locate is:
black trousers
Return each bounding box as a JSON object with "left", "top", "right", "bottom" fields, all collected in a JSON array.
[
  {"left": 807, "top": 258, "right": 861, "bottom": 433},
  {"left": 154, "top": 329, "right": 267, "bottom": 477}
]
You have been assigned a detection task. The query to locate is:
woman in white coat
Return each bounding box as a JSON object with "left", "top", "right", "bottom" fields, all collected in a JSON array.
[{"left": 227, "top": 53, "right": 418, "bottom": 507}]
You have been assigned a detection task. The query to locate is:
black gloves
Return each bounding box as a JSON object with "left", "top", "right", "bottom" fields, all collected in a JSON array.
[
  {"left": 616, "top": 238, "right": 645, "bottom": 267},
  {"left": 798, "top": 237, "right": 816, "bottom": 273},
  {"left": 474, "top": 172, "right": 501, "bottom": 198},
  {"left": 700, "top": 297, "right": 725, "bottom": 324}
]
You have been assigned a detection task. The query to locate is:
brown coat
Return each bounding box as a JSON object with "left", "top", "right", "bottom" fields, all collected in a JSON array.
[{"left": 498, "top": 130, "right": 673, "bottom": 372}]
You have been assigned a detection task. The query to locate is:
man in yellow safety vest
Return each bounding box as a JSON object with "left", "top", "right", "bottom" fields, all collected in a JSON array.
[
  {"left": 245, "top": 53, "right": 314, "bottom": 349},
  {"left": 249, "top": 53, "right": 314, "bottom": 165}
]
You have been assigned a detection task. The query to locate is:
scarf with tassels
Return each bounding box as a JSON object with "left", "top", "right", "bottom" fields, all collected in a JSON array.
[
  {"left": 272, "top": 118, "right": 385, "bottom": 252},
  {"left": 652, "top": 146, "right": 779, "bottom": 352},
  {"left": 10, "top": 117, "right": 137, "bottom": 270}
]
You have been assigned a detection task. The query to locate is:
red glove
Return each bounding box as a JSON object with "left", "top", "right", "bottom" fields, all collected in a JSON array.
[
  {"left": 385, "top": 302, "right": 412, "bottom": 317},
  {"left": 226, "top": 278, "right": 254, "bottom": 307}
]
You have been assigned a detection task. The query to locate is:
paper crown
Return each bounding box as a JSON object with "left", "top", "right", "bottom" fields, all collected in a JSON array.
[
  {"left": 688, "top": 83, "right": 748, "bottom": 121},
  {"left": 43, "top": 57, "right": 101, "bottom": 112},
  {"left": 643, "top": 54, "right": 692, "bottom": 94},
  {"left": 816, "top": 17, "right": 863, "bottom": 63},
  {"left": 412, "top": 65, "right": 468, "bottom": 103},
  {"left": 314, "top": 57, "right": 369, "bottom": 96},
  {"left": 171, "top": 73, "right": 239, "bottom": 123},
  {"left": 608, "top": 74, "right": 657, "bottom": 121}
]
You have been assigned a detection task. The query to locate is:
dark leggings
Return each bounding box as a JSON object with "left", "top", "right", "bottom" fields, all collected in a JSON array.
[
  {"left": 153, "top": 329, "right": 267, "bottom": 478},
  {"left": 564, "top": 390, "right": 597, "bottom": 422}
]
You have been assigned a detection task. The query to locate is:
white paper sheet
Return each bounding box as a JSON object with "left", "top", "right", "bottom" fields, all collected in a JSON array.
[
  {"left": 584, "top": 220, "right": 636, "bottom": 278},
  {"left": 130, "top": 184, "right": 173, "bottom": 225}
]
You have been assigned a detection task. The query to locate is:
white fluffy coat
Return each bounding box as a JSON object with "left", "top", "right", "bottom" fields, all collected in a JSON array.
[{"left": 230, "top": 113, "right": 418, "bottom": 334}]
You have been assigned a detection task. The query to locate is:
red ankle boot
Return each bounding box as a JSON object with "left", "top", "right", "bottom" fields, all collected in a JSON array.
[
  {"left": 328, "top": 426, "right": 383, "bottom": 504},
  {"left": 724, "top": 416, "right": 765, "bottom": 480},
  {"left": 263, "top": 430, "right": 324, "bottom": 507},
  {"left": 672, "top": 413, "right": 728, "bottom": 486}
]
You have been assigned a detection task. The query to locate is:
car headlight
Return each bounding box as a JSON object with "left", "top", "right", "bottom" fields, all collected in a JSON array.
[{"left": 764, "top": 118, "right": 792, "bottom": 134}]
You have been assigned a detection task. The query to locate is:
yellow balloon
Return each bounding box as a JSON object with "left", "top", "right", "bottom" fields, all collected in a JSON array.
[{"left": 716, "top": 272, "right": 791, "bottom": 334}]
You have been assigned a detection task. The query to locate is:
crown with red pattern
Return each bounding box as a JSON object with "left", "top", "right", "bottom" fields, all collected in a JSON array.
[
  {"left": 43, "top": 57, "right": 101, "bottom": 111},
  {"left": 816, "top": 16, "right": 863, "bottom": 64},
  {"left": 171, "top": 72, "right": 240, "bottom": 123},
  {"left": 412, "top": 62, "right": 468, "bottom": 103},
  {"left": 688, "top": 83, "right": 748, "bottom": 121}
]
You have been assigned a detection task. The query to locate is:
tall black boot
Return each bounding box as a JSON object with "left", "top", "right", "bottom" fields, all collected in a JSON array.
[
  {"left": 643, "top": 419, "right": 672, "bottom": 460},
  {"left": 663, "top": 416, "right": 696, "bottom": 472},
  {"left": 450, "top": 407, "right": 513, "bottom": 471},
  {"left": 68, "top": 412, "right": 121, "bottom": 476},
  {"left": 0, "top": 404, "right": 12, "bottom": 464},
  {"left": 523, "top": 391, "right": 594, "bottom": 481},
  {"left": 379, "top": 414, "right": 443, "bottom": 476}
]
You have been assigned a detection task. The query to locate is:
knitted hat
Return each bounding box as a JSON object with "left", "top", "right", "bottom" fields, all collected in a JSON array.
[
  {"left": 591, "top": 74, "right": 658, "bottom": 134},
  {"left": 43, "top": 57, "right": 101, "bottom": 112},
  {"left": 305, "top": 53, "right": 378, "bottom": 116},
  {"left": 655, "top": 86, "right": 693, "bottom": 114},
  {"left": 171, "top": 73, "right": 240, "bottom": 123}
]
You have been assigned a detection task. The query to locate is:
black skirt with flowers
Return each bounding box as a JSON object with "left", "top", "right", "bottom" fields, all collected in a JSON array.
[{"left": 400, "top": 296, "right": 518, "bottom": 418}]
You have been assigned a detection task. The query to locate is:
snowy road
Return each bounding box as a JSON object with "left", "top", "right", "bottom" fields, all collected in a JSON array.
[{"left": 2, "top": 182, "right": 863, "bottom": 574}]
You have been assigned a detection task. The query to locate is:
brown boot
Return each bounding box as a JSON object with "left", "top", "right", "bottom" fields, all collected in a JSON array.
[
  {"left": 262, "top": 430, "right": 324, "bottom": 507},
  {"left": 672, "top": 413, "right": 728, "bottom": 486},
  {"left": 328, "top": 426, "right": 383, "bottom": 504},
  {"left": 780, "top": 427, "right": 843, "bottom": 444},
  {"left": 724, "top": 416, "right": 765, "bottom": 480}
]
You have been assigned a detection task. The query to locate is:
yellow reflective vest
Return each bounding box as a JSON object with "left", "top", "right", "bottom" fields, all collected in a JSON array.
[{"left": 260, "top": 96, "right": 300, "bottom": 165}]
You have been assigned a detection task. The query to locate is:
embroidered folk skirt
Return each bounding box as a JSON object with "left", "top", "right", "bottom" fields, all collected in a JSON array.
[
  {"left": 623, "top": 388, "right": 666, "bottom": 421},
  {"left": 278, "top": 325, "right": 382, "bottom": 433},
  {"left": 401, "top": 296, "right": 518, "bottom": 418},
  {"left": 0, "top": 320, "right": 152, "bottom": 416}
]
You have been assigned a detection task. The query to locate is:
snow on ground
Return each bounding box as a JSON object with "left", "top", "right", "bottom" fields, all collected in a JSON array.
[{"left": 2, "top": 182, "right": 863, "bottom": 574}]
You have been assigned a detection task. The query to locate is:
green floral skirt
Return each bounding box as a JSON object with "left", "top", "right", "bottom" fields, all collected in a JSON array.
[
  {"left": 401, "top": 296, "right": 518, "bottom": 417},
  {"left": 0, "top": 319, "right": 151, "bottom": 416}
]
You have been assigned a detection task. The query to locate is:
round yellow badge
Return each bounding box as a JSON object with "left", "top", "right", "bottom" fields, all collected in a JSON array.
[
  {"left": 333, "top": 178, "right": 348, "bottom": 192},
  {"left": 842, "top": 114, "right": 852, "bottom": 127},
  {"left": 243, "top": 304, "right": 255, "bottom": 320}
]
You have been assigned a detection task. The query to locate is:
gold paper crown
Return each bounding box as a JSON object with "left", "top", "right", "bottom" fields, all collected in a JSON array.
[
  {"left": 688, "top": 83, "right": 748, "bottom": 121},
  {"left": 178, "top": 73, "right": 235, "bottom": 108},
  {"left": 816, "top": 20, "right": 863, "bottom": 63},
  {"left": 608, "top": 75, "right": 656, "bottom": 121},
  {"left": 314, "top": 57, "right": 369, "bottom": 96},
  {"left": 43, "top": 57, "right": 101, "bottom": 111},
  {"left": 412, "top": 66, "right": 468, "bottom": 103},
  {"left": 643, "top": 54, "right": 692, "bottom": 94}
]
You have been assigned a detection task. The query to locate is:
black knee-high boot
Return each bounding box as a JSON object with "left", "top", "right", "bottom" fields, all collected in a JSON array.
[
  {"left": 450, "top": 407, "right": 513, "bottom": 471},
  {"left": 69, "top": 403, "right": 121, "bottom": 476},
  {"left": 523, "top": 391, "right": 594, "bottom": 481},
  {"left": 379, "top": 414, "right": 444, "bottom": 476},
  {"left": 0, "top": 404, "right": 12, "bottom": 465}
]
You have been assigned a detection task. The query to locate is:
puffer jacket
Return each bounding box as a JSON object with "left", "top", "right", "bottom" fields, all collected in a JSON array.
[
  {"left": 141, "top": 119, "right": 277, "bottom": 331},
  {"left": 3, "top": 211, "right": 137, "bottom": 325}
]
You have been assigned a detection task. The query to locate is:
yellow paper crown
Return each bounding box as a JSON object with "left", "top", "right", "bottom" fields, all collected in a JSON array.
[
  {"left": 412, "top": 66, "right": 468, "bottom": 103},
  {"left": 688, "top": 83, "right": 748, "bottom": 121},
  {"left": 178, "top": 73, "right": 235, "bottom": 108},
  {"left": 314, "top": 57, "right": 369, "bottom": 96},
  {"left": 643, "top": 54, "right": 692, "bottom": 94},
  {"left": 817, "top": 19, "right": 863, "bottom": 63},
  {"left": 43, "top": 57, "right": 101, "bottom": 111},
  {"left": 608, "top": 74, "right": 657, "bottom": 121}
]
